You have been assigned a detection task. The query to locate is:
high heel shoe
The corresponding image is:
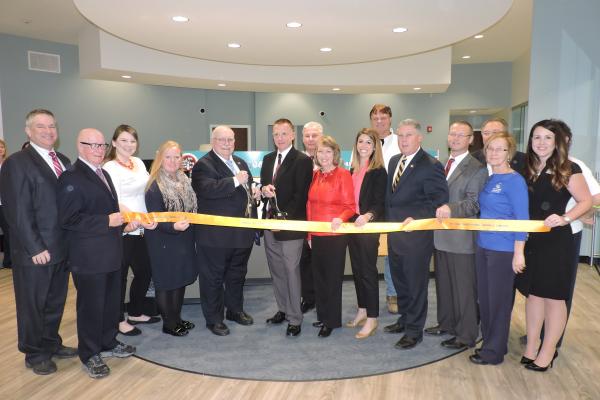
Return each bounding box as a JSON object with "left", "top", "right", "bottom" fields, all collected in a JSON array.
[
  {"left": 355, "top": 321, "right": 378, "bottom": 339},
  {"left": 525, "top": 360, "right": 553, "bottom": 372},
  {"left": 521, "top": 350, "right": 557, "bottom": 365},
  {"left": 345, "top": 317, "right": 367, "bottom": 328}
]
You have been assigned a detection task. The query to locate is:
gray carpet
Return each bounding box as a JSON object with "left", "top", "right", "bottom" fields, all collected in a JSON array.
[{"left": 123, "top": 280, "right": 469, "bottom": 381}]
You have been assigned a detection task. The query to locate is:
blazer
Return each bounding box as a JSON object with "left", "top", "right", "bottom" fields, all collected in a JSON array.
[
  {"left": 260, "top": 147, "right": 313, "bottom": 240},
  {"left": 434, "top": 154, "right": 488, "bottom": 254},
  {"left": 471, "top": 148, "right": 527, "bottom": 176},
  {"left": 57, "top": 159, "right": 122, "bottom": 274},
  {"left": 349, "top": 166, "right": 387, "bottom": 222},
  {"left": 0, "top": 146, "right": 71, "bottom": 266},
  {"left": 191, "top": 150, "right": 256, "bottom": 248}
]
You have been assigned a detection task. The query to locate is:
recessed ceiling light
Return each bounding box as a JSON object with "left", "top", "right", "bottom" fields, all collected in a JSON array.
[
  {"left": 227, "top": 43, "right": 241, "bottom": 48},
  {"left": 320, "top": 47, "right": 332, "bottom": 52},
  {"left": 286, "top": 22, "right": 302, "bottom": 28},
  {"left": 461, "top": 55, "right": 471, "bottom": 59},
  {"left": 393, "top": 27, "right": 408, "bottom": 33},
  {"left": 469, "top": 110, "right": 477, "bottom": 113},
  {"left": 172, "top": 16, "right": 189, "bottom": 22},
  {"left": 332, "top": 88, "right": 341, "bottom": 91},
  {"left": 474, "top": 34, "right": 484, "bottom": 39},
  {"left": 413, "top": 87, "right": 421, "bottom": 91},
  {"left": 217, "top": 83, "right": 227, "bottom": 87},
  {"left": 121, "top": 75, "right": 131, "bottom": 79}
]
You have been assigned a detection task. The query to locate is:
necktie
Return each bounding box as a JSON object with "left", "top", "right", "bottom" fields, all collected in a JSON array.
[
  {"left": 391, "top": 156, "right": 407, "bottom": 192},
  {"left": 95, "top": 168, "right": 111, "bottom": 191},
  {"left": 225, "top": 159, "right": 236, "bottom": 174},
  {"left": 272, "top": 153, "right": 282, "bottom": 184},
  {"left": 445, "top": 157, "right": 455, "bottom": 177},
  {"left": 49, "top": 151, "right": 63, "bottom": 177}
]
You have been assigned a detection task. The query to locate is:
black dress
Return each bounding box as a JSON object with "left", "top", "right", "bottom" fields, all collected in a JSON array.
[
  {"left": 516, "top": 163, "right": 581, "bottom": 300},
  {"left": 144, "top": 181, "right": 197, "bottom": 291}
]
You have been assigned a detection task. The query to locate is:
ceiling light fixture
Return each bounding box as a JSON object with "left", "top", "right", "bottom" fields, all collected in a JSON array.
[
  {"left": 172, "top": 16, "right": 189, "bottom": 22},
  {"left": 332, "top": 88, "right": 341, "bottom": 91},
  {"left": 392, "top": 27, "right": 408, "bottom": 33},
  {"left": 461, "top": 55, "right": 471, "bottom": 59},
  {"left": 218, "top": 83, "right": 227, "bottom": 87},
  {"left": 121, "top": 75, "right": 132, "bottom": 79},
  {"left": 474, "top": 34, "right": 484, "bottom": 39},
  {"left": 413, "top": 87, "right": 421, "bottom": 91},
  {"left": 469, "top": 110, "right": 477, "bottom": 113},
  {"left": 227, "top": 43, "right": 241, "bottom": 48},
  {"left": 286, "top": 22, "right": 302, "bottom": 28},
  {"left": 320, "top": 47, "right": 332, "bottom": 52}
]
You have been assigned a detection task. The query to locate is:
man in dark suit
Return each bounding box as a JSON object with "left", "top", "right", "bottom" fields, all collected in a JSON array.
[
  {"left": 0, "top": 109, "right": 76, "bottom": 375},
  {"left": 384, "top": 119, "right": 449, "bottom": 350},
  {"left": 260, "top": 118, "right": 313, "bottom": 337},
  {"left": 426, "top": 121, "right": 488, "bottom": 349},
  {"left": 192, "top": 125, "right": 259, "bottom": 336},
  {"left": 471, "top": 117, "right": 526, "bottom": 175},
  {"left": 57, "top": 128, "right": 135, "bottom": 379}
]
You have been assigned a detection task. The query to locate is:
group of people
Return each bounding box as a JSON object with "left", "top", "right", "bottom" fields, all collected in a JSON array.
[{"left": 1, "top": 104, "right": 598, "bottom": 381}]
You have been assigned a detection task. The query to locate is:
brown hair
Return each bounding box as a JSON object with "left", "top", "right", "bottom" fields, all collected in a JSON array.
[
  {"left": 525, "top": 119, "right": 572, "bottom": 190},
  {"left": 273, "top": 118, "right": 295, "bottom": 132},
  {"left": 351, "top": 128, "right": 384, "bottom": 171},
  {"left": 25, "top": 109, "right": 55, "bottom": 127},
  {"left": 146, "top": 141, "right": 181, "bottom": 191},
  {"left": 369, "top": 104, "right": 392, "bottom": 119},
  {"left": 314, "top": 135, "right": 341, "bottom": 169},
  {"left": 481, "top": 117, "right": 509, "bottom": 131},
  {"left": 0, "top": 139, "right": 7, "bottom": 161},
  {"left": 105, "top": 124, "right": 139, "bottom": 161}
]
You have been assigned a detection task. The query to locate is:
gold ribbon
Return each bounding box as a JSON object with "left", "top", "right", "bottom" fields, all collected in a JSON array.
[{"left": 123, "top": 212, "right": 549, "bottom": 233}]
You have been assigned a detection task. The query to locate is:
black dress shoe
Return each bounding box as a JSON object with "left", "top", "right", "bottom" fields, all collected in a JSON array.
[
  {"left": 318, "top": 326, "right": 333, "bottom": 338},
  {"left": 163, "top": 325, "right": 189, "bottom": 337},
  {"left": 119, "top": 326, "right": 142, "bottom": 336},
  {"left": 225, "top": 310, "right": 254, "bottom": 326},
  {"left": 312, "top": 321, "right": 324, "bottom": 328},
  {"left": 469, "top": 353, "right": 490, "bottom": 365},
  {"left": 53, "top": 345, "right": 78, "bottom": 359},
  {"left": 383, "top": 322, "right": 405, "bottom": 334},
  {"left": 394, "top": 335, "right": 422, "bottom": 350},
  {"left": 25, "top": 359, "right": 57, "bottom": 375},
  {"left": 180, "top": 320, "right": 195, "bottom": 330},
  {"left": 266, "top": 311, "right": 286, "bottom": 324},
  {"left": 207, "top": 322, "right": 230, "bottom": 336},
  {"left": 300, "top": 300, "right": 315, "bottom": 313},
  {"left": 127, "top": 316, "right": 161, "bottom": 325},
  {"left": 441, "top": 337, "right": 469, "bottom": 350},
  {"left": 286, "top": 324, "right": 301, "bottom": 337},
  {"left": 424, "top": 325, "right": 448, "bottom": 336}
]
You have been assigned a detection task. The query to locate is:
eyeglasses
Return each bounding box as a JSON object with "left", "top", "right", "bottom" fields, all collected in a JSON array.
[
  {"left": 80, "top": 142, "right": 109, "bottom": 150},
  {"left": 485, "top": 147, "right": 508, "bottom": 153},
  {"left": 448, "top": 133, "right": 472, "bottom": 138},
  {"left": 215, "top": 137, "right": 235, "bottom": 144}
]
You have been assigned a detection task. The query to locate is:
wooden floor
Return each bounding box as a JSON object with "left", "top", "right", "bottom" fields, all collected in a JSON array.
[{"left": 0, "top": 265, "right": 599, "bottom": 400}]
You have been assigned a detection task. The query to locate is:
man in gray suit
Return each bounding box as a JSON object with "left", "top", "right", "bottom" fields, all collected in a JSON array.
[{"left": 426, "top": 121, "right": 487, "bottom": 349}]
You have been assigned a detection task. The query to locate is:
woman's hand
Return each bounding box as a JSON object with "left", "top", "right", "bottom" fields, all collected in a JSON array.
[
  {"left": 331, "top": 217, "right": 343, "bottom": 231},
  {"left": 512, "top": 252, "right": 526, "bottom": 274},
  {"left": 544, "top": 213, "right": 568, "bottom": 228},
  {"left": 123, "top": 220, "right": 139, "bottom": 232},
  {"left": 173, "top": 219, "right": 190, "bottom": 231},
  {"left": 141, "top": 221, "right": 158, "bottom": 230},
  {"left": 354, "top": 213, "right": 372, "bottom": 227}
]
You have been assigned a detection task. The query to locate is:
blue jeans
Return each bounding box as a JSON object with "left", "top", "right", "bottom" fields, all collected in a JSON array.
[{"left": 384, "top": 256, "right": 397, "bottom": 296}]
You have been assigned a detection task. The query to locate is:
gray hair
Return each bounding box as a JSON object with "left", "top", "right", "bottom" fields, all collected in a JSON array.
[
  {"left": 211, "top": 125, "right": 233, "bottom": 139},
  {"left": 397, "top": 118, "right": 422, "bottom": 132},
  {"left": 303, "top": 121, "right": 323, "bottom": 133}
]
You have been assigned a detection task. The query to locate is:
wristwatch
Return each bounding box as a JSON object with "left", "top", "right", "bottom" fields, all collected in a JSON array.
[{"left": 562, "top": 215, "right": 572, "bottom": 223}]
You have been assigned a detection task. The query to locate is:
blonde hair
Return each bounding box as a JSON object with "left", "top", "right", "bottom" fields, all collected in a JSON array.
[
  {"left": 314, "top": 135, "right": 341, "bottom": 168},
  {"left": 351, "top": 128, "right": 384, "bottom": 171},
  {"left": 146, "top": 140, "right": 181, "bottom": 191},
  {"left": 484, "top": 132, "right": 516, "bottom": 161}
]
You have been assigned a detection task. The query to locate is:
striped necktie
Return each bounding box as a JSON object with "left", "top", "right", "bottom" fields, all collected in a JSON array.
[
  {"left": 392, "top": 156, "right": 407, "bottom": 192},
  {"left": 49, "top": 151, "right": 63, "bottom": 177}
]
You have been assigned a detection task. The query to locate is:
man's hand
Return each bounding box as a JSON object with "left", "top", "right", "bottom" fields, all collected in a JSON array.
[
  {"left": 32, "top": 250, "right": 51, "bottom": 265},
  {"left": 262, "top": 184, "right": 276, "bottom": 198},
  {"left": 436, "top": 204, "right": 451, "bottom": 220},
  {"left": 174, "top": 220, "right": 190, "bottom": 231},
  {"left": 109, "top": 212, "right": 124, "bottom": 227},
  {"left": 236, "top": 171, "right": 249, "bottom": 185}
]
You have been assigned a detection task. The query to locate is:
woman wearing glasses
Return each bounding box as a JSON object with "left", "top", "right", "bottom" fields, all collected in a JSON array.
[
  {"left": 469, "top": 132, "right": 529, "bottom": 366},
  {"left": 104, "top": 125, "right": 159, "bottom": 336}
]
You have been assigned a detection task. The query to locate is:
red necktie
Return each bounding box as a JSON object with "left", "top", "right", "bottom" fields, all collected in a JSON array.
[
  {"left": 445, "top": 158, "right": 455, "bottom": 177},
  {"left": 49, "top": 151, "right": 63, "bottom": 177},
  {"left": 272, "top": 153, "right": 282, "bottom": 184}
]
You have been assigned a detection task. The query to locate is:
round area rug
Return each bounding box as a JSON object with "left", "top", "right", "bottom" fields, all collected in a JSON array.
[{"left": 123, "top": 280, "right": 468, "bottom": 381}]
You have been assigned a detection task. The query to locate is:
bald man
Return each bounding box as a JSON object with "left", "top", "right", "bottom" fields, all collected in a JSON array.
[{"left": 58, "top": 129, "right": 135, "bottom": 379}]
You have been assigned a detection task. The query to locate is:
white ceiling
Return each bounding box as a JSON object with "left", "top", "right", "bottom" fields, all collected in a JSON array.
[{"left": 0, "top": 0, "right": 533, "bottom": 92}]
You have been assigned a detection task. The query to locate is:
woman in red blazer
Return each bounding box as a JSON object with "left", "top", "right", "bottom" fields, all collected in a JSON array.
[{"left": 306, "top": 135, "right": 356, "bottom": 337}]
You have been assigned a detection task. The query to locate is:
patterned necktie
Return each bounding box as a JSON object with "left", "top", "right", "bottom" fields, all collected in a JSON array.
[
  {"left": 272, "top": 153, "right": 282, "bottom": 184},
  {"left": 445, "top": 157, "right": 455, "bottom": 177},
  {"left": 225, "top": 159, "right": 236, "bottom": 174},
  {"left": 49, "top": 151, "right": 63, "bottom": 177},
  {"left": 392, "top": 156, "right": 407, "bottom": 192}
]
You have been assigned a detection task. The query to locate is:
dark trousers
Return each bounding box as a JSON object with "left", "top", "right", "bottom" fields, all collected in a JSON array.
[
  {"left": 156, "top": 287, "right": 186, "bottom": 330},
  {"left": 475, "top": 246, "right": 515, "bottom": 364},
  {"left": 311, "top": 235, "right": 348, "bottom": 328},
  {"left": 12, "top": 261, "right": 69, "bottom": 364},
  {"left": 120, "top": 234, "right": 152, "bottom": 321},
  {"left": 197, "top": 245, "right": 251, "bottom": 325},
  {"left": 434, "top": 250, "right": 478, "bottom": 346},
  {"left": 0, "top": 205, "right": 11, "bottom": 267},
  {"left": 72, "top": 270, "right": 120, "bottom": 363},
  {"left": 388, "top": 232, "right": 433, "bottom": 339},
  {"left": 348, "top": 233, "right": 380, "bottom": 318},
  {"left": 299, "top": 239, "right": 315, "bottom": 303}
]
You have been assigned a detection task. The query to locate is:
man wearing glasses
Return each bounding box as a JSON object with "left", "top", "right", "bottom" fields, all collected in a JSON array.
[
  {"left": 192, "top": 125, "right": 259, "bottom": 336},
  {"left": 471, "top": 117, "right": 526, "bottom": 176},
  {"left": 0, "top": 109, "right": 76, "bottom": 375},
  {"left": 57, "top": 128, "right": 135, "bottom": 378},
  {"left": 426, "top": 121, "right": 487, "bottom": 349}
]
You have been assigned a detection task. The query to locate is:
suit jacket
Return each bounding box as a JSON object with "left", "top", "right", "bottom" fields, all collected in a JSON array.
[
  {"left": 349, "top": 167, "right": 387, "bottom": 222},
  {"left": 260, "top": 147, "right": 313, "bottom": 240},
  {"left": 57, "top": 159, "right": 122, "bottom": 274},
  {"left": 471, "top": 148, "right": 526, "bottom": 176},
  {"left": 434, "top": 154, "right": 488, "bottom": 254},
  {"left": 0, "top": 146, "right": 71, "bottom": 266},
  {"left": 192, "top": 150, "right": 256, "bottom": 248},
  {"left": 386, "top": 148, "right": 449, "bottom": 252}
]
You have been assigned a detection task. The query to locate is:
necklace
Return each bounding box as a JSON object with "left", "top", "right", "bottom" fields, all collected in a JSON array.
[{"left": 116, "top": 158, "right": 134, "bottom": 170}]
